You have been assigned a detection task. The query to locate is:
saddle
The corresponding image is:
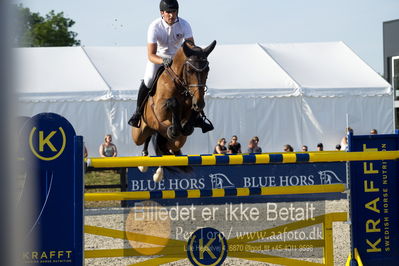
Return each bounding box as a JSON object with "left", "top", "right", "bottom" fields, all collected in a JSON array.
[{"left": 148, "top": 65, "right": 165, "bottom": 96}]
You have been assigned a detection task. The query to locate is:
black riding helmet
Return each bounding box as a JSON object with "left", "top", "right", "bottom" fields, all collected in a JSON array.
[{"left": 160, "top": 0, "right": 179, "bottom": 12}]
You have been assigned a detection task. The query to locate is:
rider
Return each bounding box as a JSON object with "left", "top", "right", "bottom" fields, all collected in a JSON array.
[{"left": 128, "top": 0, "right": 214, "bottom": 133}]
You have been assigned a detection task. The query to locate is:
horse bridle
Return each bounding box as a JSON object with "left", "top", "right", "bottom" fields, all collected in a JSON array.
[{"left": 164, "top": 58, "right": 209, "bottom": 97}]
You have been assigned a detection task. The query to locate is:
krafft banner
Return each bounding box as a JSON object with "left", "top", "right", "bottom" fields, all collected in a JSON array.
[
  {"left": 349, "top": 133, "right": 399, "bottom": 265},
  {"left": 19, "top": 113, "right": 83, "bottom": 265},
  {"left": 127, "top": 161, "right": 346, "bottom": 205}
]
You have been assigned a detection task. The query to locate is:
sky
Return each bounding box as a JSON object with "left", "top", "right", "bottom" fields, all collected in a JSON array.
[{"left": 13, "top": 0, "right": 399, "bottom": 74}]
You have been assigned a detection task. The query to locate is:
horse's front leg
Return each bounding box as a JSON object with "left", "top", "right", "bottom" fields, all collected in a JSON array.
[
  {"left": 142, "top": 136, "right": 151, "bottom": 156},
  {"left": 165, "top": 97, "right": 182, "bottom": 140},
  {"left": 181, "top": 111, "right": 196, "bottom": 136},
  {"left": 138, "top": 136, "right": 151, "bottom": 173}
]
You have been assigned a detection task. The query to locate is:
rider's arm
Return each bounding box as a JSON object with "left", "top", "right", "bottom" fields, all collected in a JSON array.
[
  {"left": 147, "top": 38, "right": 195, "bottom": 65},
  {"left": 147, "top": 43, "right": 163, "bottom": 65}
]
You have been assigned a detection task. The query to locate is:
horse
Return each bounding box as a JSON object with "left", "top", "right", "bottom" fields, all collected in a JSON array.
[{"left": 132, "top": 40, "right": 217, "bottom": 182}]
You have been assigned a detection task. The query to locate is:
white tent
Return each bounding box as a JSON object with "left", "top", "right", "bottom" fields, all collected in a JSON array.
[{"left": 15, "top": 42, "right": 394, "bottom": 156}]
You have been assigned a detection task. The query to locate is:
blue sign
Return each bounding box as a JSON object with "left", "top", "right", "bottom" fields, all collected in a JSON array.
[
  {"left": 19, "top": 113, "right": 83, "bottom": 265},
  {"left": 127, "top": 161, "right": 346, "bottom": 205},
  {"left": 349, "top": 133, "right": 399, "bottom": 265},
  {"left": 187, "top": 227, "right": 228, "bottom": 266}
]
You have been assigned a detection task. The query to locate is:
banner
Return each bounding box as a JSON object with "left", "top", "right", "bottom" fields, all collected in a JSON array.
[
  {"left": 127, "top": 161, "right": 346, "bottom": 205},
  {"left": 19, "top": 113, "right": 83, "bottom": 265},
  {"left": 349, "top": 133, "right": 399, "bottom": 265}
]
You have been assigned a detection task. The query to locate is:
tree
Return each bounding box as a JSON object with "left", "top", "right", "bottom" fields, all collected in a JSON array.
[{"left": 13, "top": 4, "right": 80, "bottom": 47}]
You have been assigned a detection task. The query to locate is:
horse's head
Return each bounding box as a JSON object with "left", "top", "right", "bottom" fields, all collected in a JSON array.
[{"left": 177, "top": 40, "right": 216, "bottom": 112}]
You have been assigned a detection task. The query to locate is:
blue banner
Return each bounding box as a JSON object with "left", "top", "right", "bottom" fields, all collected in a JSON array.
[
  {"left": 19, "top": 113, "right": 83, "bottom": 265},
  {"left": 349, "top": 133, "right": 399, "bottom": 265},
  {"left": 127, "top": 161, "right": 346, "bottom": 205}
]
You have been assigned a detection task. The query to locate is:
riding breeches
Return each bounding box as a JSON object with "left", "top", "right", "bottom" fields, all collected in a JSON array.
[{"left": 143, "top": 61, "right": 162, "bottom": 88}]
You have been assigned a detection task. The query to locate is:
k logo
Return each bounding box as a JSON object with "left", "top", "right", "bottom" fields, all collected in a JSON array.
[
  {"left": 187, "top": 227, "right": 228, "bottom": 266},
  {"left": 29, "top": 126, "right": 66, "bottom": 161}
]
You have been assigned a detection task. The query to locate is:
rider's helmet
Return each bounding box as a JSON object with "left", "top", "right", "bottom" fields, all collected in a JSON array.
[{"left": 159, "top": 0, "right": 179, "bottom": 12}]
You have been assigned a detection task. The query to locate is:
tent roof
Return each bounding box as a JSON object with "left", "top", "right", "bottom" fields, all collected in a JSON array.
[
  {"left": 205, "top": 43, "right": 300, "bottom": 97},
  {"left": 16, "top": 42, "right": 391, "bottom": 102},
  {"left": 260, "top": 42, "right": 391, "bottom": 96},
  {"left": 15, "top": 47, "right": 110, "bottom": 102}
]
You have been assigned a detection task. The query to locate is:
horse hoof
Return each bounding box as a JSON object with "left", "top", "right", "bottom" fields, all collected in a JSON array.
[
  {"left": 153, "top": 167, "right": 164, "bottom": 183},
  {"left": 138, "top": 166, "right": 149, "bottom": 173},
  {"left": 167, "top": 126, "right": 180, "bottom": 140}
]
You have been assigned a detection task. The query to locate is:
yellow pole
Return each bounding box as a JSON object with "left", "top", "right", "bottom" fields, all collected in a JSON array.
[
  {"left": 86, "top": 151, "right": 399, "bottom": 168},
  {"left": 84, "top": 184, "right": 346, "bottom": 201}
]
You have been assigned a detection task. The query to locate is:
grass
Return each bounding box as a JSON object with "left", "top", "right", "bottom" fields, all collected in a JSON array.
[{"left": 84, "top": 170, "right": 123, "bottom": 208}]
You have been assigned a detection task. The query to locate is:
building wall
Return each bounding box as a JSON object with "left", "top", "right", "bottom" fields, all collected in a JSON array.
[{"left": 383, "top": 19, "right": 399, "bottom": 81}]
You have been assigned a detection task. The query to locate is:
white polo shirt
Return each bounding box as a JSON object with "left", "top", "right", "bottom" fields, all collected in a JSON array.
[{"left": 147, "top": 17, "right": 193, "bottom": 57}]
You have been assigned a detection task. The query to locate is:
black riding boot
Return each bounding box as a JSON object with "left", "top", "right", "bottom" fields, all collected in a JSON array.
[
  {"left": 193, "top": 112, "right": 214, "bottom": 133},
  {"left": 128, "top": 81, "right": 150, "bottom": 127}
]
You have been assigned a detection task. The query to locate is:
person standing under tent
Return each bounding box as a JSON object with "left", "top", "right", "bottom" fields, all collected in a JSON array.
[
  {"left": 247, "top": 137, "right": 262, "bottom": 153},
  {"left": 228, "top": 135, "right": 242, "bottom": 154},
  {"left": 317, "top": 143, "right": 324, "bottom": 151},
  {"left": 214, "top": 138, "right": 228, "bottom": 154},
  {"left": 99, "top": 134, "right": 118, "bottom": 157}
]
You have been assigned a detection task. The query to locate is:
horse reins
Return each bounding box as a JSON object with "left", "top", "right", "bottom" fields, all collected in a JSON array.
[{"left": 164, "top": 58, "right": 209, "bottom": 97}]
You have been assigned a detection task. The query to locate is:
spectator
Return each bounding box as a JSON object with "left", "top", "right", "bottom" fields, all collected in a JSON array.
[
  {"left": 84, "top": 145, "right": 88, "bottom": 158},
  {"left": 283, "top": 144, "right": 294, "bottom": 152},
  {"left": 335, "top": 144, "right": 341, "bottom": 151},
  {"left": 214, "top": 138, "right": 228, "bottom": 154},
  {"left": 247, "top": 138, "right": 262, "bottom": 153},
  {"left": 370, "top": 129, "right": 378, "bottom": 135},
  {"left": 83, "top": 145, "right": 89, "bottom": 173},
  {"left": 301, "top": 145, "right": 308, "bottom": 152},
  {"left": 228, "top": 135, "right": 242, "bottom": 154},
  {"left": 252, "top": 136, "right": 262, "bottom": 152},
  {"left": 340, "top": 127, "right": 353, "bottom": 151},
  {"left": 99, "top": 134, "right": 117, "bottom": 157},
  {"left": 317, "top": 143, "right": 324, "bottom": 151}
]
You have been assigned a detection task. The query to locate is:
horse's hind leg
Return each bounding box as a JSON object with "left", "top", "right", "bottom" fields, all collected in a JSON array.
[{"left": 165, "top": 97, "right": 182, "bottom": 140}]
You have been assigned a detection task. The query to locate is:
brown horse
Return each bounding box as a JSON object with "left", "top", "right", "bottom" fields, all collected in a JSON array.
[{"left": 132, "top": 40, "right": 216, "bottom": 182}]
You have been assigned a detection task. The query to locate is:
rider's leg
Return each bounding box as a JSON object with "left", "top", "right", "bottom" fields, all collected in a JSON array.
[
  {"left": 128, "top": 81, "right": 150, "bottom": 127},
  {"left": 192, "top": 111, "right": 214, "bottom": 133},
  {"left": 128, "top": 62, "right": 161, "bottom": 127}
]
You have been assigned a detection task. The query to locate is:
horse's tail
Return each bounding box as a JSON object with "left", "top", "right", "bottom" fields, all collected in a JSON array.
[{"left": 152, "top": 133, "right": 193, "bottom": 173}]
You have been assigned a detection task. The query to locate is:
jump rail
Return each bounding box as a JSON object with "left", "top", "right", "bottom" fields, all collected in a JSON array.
[
  {"left": 21, "top": 113, "right": 399, "bottom": 266},
  {"left": 84, "top": 183, "right": 346, "bottom": 201},
  {"left": 86, "top": 150, "right": 399, "bottom": 168}
]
